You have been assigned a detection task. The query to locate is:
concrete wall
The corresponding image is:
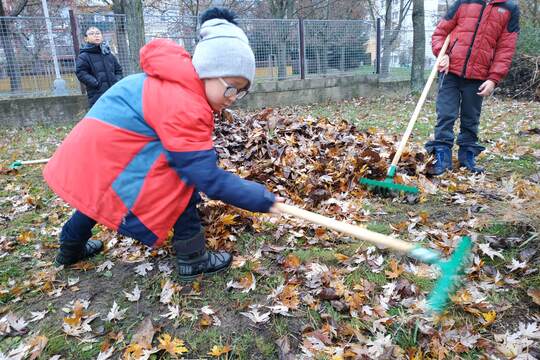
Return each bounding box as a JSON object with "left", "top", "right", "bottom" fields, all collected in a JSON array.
[
  {"left": 242, "top": 75, "right": 410, "bottom": 109},
  {"left": 1, "top": 95, "right": 89, "bottom": 127},
  {"left": 0, "top": 75, "right": 411, "bottom": 127}
]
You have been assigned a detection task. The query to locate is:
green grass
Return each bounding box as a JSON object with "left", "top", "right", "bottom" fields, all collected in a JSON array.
[
  {"left": 403, "top": 273, "right": 434, "bottom": 293},
  {"left": 391, "top": 320, "right": 420, "bottom": 350},
  {"left": 481, "top": 154, "right": 538, "bottom": 177},
  {"left": 183, "top": 327, "right": 222, "bottom": 352},
  {"left": 231, "top": 332, "right": 277, "bottom": 359},
  {"left": 306, "top": 96, "right": 437, "bottom": 146},
  {"left": 480, "top": 223, "right": 522, "bottom": 238},
  {"left": 290, "top": 248, "right": 338, "bottom": 264},
  {"left": 0, "top": 256, "right": 25, "bottom": 285},
  {"left": 41, "top": 330, "right": 101, "bottom": 359},
  {"left": 366, "top": 222, "right": 393, "bottom": 235},
  {"left": 345, "top": 265, "right": 388, "bottom": 286},
  {"left": 271, "top": 316, "right": 291, "bottom": 338}
]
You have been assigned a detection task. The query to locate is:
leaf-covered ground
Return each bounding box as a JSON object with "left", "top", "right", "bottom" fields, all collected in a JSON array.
[{"left": 0, "top": 95, "right": 539, "bottom": 359}]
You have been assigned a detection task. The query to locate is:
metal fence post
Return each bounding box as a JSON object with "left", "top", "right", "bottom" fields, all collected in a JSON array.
[
  {"left": 299, "top": 18, "right": 305, "bottom": 80},
  {"left": 69, "top": 9, "right": 84, "bottom": 94},
  {"left": 376, "top": 18, "right": 381, "bottom": 75}
]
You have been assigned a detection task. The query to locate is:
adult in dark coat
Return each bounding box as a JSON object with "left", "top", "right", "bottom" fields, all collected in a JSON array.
[{"left": 76, "top": 26, "right": 123, "bottom": 107}]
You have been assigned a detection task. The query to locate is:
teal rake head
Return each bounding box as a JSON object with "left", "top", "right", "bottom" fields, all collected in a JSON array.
[
  {"left": 359, "top": 165, "right": 419, "bottom": 195},
  {"left": 9, "top": 161, "right": 23, "bottom": 170},
  {"left": 409, "top": 236, "right": 472, "bottom": 314}
]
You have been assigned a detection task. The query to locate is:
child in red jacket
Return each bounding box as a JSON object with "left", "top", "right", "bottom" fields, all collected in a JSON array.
[
  {"left": 44, "top": 8, "right": 281, "bottom": 280},
  {"left": 425, "top": 0, "right": 520, "bottom": 175}
]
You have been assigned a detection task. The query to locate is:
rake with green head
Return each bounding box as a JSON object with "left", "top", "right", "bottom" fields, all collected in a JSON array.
[
  {"left": 8, "top": 158, "right": 50, "bottom": 170},
  {"left": 360, "top": 35, "right": 451, "bottom": 196},
  {"left": 275, "top": 202, "right": 472, "bottom": 314}
]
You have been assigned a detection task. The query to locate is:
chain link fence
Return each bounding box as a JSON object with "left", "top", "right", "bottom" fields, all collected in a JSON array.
[
  {"left": 0, "top": 14, "right": 130, "bottom": 98},
  {"left": 1, "top": 12, "right": 445, "bottom": 99},
  {"left": 144, "top": 14, "right": 198, "bottom": 53},
  {"left": 303, "top": 20, "right": 373, "bottom": 78},
  {"left": 380, "top": 28, "right": 437, "bottom": 81},
  {"left": 0, "top": 16, "right": 80, "bottom": 97},
  {"left": 240, "top": 19, "right": 301, "bottom": 81}
]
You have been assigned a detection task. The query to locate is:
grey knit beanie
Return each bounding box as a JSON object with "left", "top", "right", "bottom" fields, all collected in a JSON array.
[{"left": 192, "top": 8, "right": 255, "bottom": 86}]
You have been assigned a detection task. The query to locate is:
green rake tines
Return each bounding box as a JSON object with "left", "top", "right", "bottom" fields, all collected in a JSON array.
[
  {"left": 275, "top": 202, "right": 472, "bottom": 314},
  {"left": 359, "top": 165, "right": 419, "bottom": 194},
  {"left": 410, "top": 236, "right": 472, "bottom": 313},
  {"left": 360, "top": 35, "right": 452, "bottom": 196}
]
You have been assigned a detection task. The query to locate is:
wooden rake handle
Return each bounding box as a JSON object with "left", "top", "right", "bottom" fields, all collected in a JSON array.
[
  {"left": 390, "top": 35, "right": 451, "bottom": 168},
  {"left": 274, "top": 202, "right": 415, "bottom": 253},
  {"left": 19, "top": 158, "right": 50, "bottom": 165}
]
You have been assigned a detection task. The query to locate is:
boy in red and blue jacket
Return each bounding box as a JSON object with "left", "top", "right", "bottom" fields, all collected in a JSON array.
[
  {"left": 425, "top": 0, "right": 520, "bottom": 175},
  {"left": 44, "top": 8, "right": 280, "bottom": 280}
]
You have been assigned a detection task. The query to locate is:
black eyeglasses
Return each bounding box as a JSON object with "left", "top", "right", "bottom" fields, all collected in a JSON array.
[{"left": 219, "top": 78, "right": 249, "bottom": 100}]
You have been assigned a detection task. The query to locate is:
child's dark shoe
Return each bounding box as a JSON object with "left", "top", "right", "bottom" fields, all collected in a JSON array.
[
  {"left": 54, "top": 239, "right": 103, "bottom": 266},
  {"left": 458, "top": 149, "right": 484, "bottom": 174},
  {"left": 176, "top": 250, "right": 232, "bottom": 281},
  {"left": 431, "top": 147, "right": 452, "bottom": 176}
]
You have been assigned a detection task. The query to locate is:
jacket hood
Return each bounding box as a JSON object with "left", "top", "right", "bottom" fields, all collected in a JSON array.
[{"left": 140, "top": 39, "right": 205, "bottom": 94}]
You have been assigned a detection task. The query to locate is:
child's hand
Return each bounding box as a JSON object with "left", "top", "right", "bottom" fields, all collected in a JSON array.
[
  {"left": 269, "top": 196, "right": 285, "bottom": 214},
  {"left": 438, "top": 55, "right": 450, "bottom": 74},
  {"left": 477, "top": 80, "right": 496, "bottom": 97}
]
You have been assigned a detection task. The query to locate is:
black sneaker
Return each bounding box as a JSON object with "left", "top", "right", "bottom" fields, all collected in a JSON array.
[
  {"left": 176, "top": 250, "right": 232, "bottom": 281},
  {"left": 54, "top": 239, "right": 103, "bottom": 266}
]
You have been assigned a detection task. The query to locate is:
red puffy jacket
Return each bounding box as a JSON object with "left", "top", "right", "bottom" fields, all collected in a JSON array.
[{"left": 432, "top": 0, "right": 520, "bottom": 84}]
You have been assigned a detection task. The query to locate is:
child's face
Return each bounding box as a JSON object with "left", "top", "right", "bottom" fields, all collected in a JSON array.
[
  {"left": 84, "top": 27, "right": 103, "bottom": 45},
  {"left": 204, "top": 76, "right": 249, "bottom": 113}
]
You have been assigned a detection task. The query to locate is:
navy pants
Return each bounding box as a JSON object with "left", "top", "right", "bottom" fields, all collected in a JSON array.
[
  {"left": 425, "top": 73, "right": 486, "bottom": 155},
  {"left": 60, "top": 192, "right": 204, "bottom": 254}
]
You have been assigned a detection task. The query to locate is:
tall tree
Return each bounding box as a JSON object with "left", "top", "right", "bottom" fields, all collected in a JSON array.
[
  {"left": 112, "top": 0, "right": 145, "bottom": 72},
  {"left": 381, "top": 0, "right": 412, "bottom": 77},
  {"left": 264, "top": 0, "right": 295, "bottom": 79},
  {"left": 111, "top": 0, "right": 130, "bottom": 74},
  {"left": 411, "top": 0, "right": 425, "bottom": 91},
  {"left": 363, "top": 0, "right": 412, "bottom": 76}
]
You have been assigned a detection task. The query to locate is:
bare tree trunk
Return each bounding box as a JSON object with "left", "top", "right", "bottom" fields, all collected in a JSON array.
[
  {"left": 380, "top": 0, "right": 412, "bottom": 77},
  {"left": 0, "top": 0, "right": 22, "bottom": 92},
  {"left": 268, "top": 0, "right": 294, "bottom": 79},
  {"left": 411, "top": 0, "right": 425, "bottom": 91},
  {"left": 112, "top": 0, "right": 131, "bottom": 74},
  {"left": 365, "top": 0, "right": 377, "bottom": 22},
  {"left": 380, "top": 0, "right": 393, "bottom": 77},
  {"left": 9, "top": 0, "right": 28, "bottom": 16},
  {"left": 321, "top": 0, "right": 330, "bottom": 74},
  {"left": 122, "top": 0, "right": 145, "bottom": 73}
]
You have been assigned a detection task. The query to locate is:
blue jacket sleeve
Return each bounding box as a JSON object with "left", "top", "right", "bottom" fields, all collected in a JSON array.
[{"left": 168, "top": 149, "right": 275, "bottom": 213}]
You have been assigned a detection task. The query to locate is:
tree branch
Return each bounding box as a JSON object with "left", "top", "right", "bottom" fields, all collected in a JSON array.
[{"left": 9, "top": 0, "right": 29, "bottom": 16}]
